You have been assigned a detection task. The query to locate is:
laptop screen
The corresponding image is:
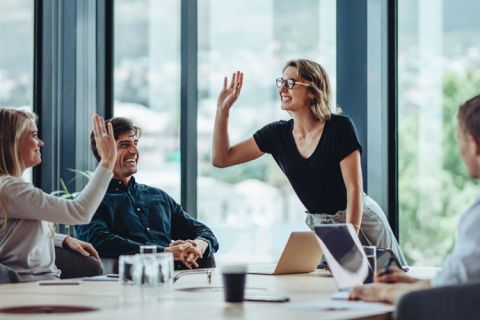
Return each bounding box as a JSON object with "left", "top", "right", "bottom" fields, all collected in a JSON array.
[{"left": 313, "top": 224, "right": 369, "bottom": 290}]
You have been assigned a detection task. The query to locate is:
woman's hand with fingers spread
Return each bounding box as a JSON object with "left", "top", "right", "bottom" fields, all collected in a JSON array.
[
  {"left": 92, "top": 114, "right": 117, "bottom": 170},
  {"left": 217, "top": 71, "right": 244, "bottom": 111}
]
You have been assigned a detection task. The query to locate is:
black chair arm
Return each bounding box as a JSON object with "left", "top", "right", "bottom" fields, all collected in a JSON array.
[{"left": 396, "top": 281, "right": 480, "bottom": 320}]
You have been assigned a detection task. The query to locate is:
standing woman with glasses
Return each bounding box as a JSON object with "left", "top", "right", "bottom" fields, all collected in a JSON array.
[
  {"left": 212, "top": 59, "right": 406, "bottom": 265},
  {"left": 0, "top": 109, "right": 116, "bottom": 281}
]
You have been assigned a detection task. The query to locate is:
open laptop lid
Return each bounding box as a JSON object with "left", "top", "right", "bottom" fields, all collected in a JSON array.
[
  {"left": 273, "top": 231, "right": 322, "bottom": 275},
  {"left": 313, "top": 224, "right": 369, "bottom": 290},
  {"left": 247, "top": 231, "right": 322, "bottom": 275}
]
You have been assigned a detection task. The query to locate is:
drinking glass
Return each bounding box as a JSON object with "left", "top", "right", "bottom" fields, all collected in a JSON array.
[
  {"left": 139, "top": 245, "right": 157, "bottom": 254},
  {"left": 119, "top": 254, "right": 140, "bottom": 285},
  {"left": 363, "top": 246, "right": 376, "bottom": 284},
  {"left": 154, "top": 252, "right": 174, "bottom": 294}
]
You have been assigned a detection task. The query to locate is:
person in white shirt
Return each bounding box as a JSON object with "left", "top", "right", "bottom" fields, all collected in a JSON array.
[
  {"left": 0, "top": 109, "right": 116, "bottom": 281},
  {"left": 349, "top": 94, "right": 480, "bottom": 304}
]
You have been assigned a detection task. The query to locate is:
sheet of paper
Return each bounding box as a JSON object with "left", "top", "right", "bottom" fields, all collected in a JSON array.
[
  {"left": 38, "top": 280, "right": 81, "bottom": 285},
  {"left": 290, "top": 299, "right": 393, "bottom": 311},
  {"left": 331, "top": 291, "right": 350, "bottom": 300},
  {"left": 83, "top": 274, "right": 119, "bottom": 282}
]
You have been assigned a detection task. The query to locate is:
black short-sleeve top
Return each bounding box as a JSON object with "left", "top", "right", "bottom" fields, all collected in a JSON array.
[{"left": 253, "top": 114, "right": 362, "bottom": 214}]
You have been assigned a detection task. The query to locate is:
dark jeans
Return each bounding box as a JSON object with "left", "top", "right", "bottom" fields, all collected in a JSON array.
[
  {"left": 54, "top": 247, "right": 103, "bottom": 279},
  {"left": 0, "top": 263, "right": 21, "bottom": 284},
  {"left": 0, "top": 247, "right": 102, "bottom": 284}
]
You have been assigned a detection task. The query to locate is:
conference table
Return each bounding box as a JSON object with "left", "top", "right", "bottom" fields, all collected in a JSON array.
[{"left": 0, "top": 266, "right": 396, "bottom": 320}]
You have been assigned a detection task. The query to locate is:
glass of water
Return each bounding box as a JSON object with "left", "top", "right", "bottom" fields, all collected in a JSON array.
[
  {"left": 119, "top": 254, "right": 140, "bottom": 285},
  {"left": 120, "top": 252, "right": 174, "bottom": 297},
  {"left": 139, "top": 245, "right": 157, "bottom": 254},
  {"left": 363, "top": 246, "right": 376, "bottom": 284},
  {"left": 154, "top": 252, "right": 174, "bottom": 294}
]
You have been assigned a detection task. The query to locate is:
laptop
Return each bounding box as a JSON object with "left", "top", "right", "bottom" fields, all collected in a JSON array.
[
  {"left": 248, "top": 231, "right": 322, "bottom": 275},
  {"left": 313, "top": 224, "right": 369, "bottom": 294}
]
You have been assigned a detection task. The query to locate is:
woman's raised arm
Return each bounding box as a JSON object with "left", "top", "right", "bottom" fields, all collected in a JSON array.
[{"left": 212, "top": 71, "right": 264, "bottom": 167}]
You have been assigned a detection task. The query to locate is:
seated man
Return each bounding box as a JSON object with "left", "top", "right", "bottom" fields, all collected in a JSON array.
[
  {"left": 75, "top": 117, "right": 219, "bottom": 269},
  {"left": 349, "top": 95, "right": 480, "bottom": 304}
]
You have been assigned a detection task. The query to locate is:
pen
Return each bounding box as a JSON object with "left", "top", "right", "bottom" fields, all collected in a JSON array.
[{"left": 379, "top": 256, "right": 395, "bottom": 276}]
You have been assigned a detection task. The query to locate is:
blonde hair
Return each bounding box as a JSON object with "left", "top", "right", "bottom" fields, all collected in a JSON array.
[
  {"left": 283, "top": 59, "right": 332, "bottom": 121},
  {"left": 0, "top": 108, "right": 38, "bottom": 228}
]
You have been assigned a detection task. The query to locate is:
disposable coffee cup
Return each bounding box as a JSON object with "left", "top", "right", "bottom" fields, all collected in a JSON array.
[
  {"left": 363, "top": 246, "right": 376, "bottom": 284},
  {"left": 221, "top": 265, "right": 247, "bottom": 303}
]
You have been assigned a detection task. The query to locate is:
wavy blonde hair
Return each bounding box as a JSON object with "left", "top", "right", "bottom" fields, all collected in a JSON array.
[
  {"left": 283, "top": 59, "right": 332, "bottom": 121},
  {"left": 0, "top": 108, "right": 37, "bottom": 228}
]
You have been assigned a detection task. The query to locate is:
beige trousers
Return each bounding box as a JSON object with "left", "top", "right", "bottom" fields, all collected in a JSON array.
[{"left": 305, "top": 194, "right": 407, "bottom": 266}]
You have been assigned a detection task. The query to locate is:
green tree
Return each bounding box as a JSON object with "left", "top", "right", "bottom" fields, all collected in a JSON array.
[{"left": 399, "top": 70, "right": 480, "bottom": 265}]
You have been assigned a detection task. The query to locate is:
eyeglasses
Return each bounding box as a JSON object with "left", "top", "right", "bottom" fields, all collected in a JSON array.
[{"left": 275, "top": 78, "right": 310, "bottom": 89}]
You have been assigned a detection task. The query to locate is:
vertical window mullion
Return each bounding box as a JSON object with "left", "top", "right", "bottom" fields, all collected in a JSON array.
[{"left": 180, "top": 0, "right": 198, "bottom": 217}]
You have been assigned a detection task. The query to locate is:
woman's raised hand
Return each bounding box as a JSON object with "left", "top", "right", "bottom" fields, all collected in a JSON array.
[
  {"left": 92, "top": 114, "right": 117, "bottom": 170},
  {"left": 217, "top": 71, "right": 244, "bottom": 111}
]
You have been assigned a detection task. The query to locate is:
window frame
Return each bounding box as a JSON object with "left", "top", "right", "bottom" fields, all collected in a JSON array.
[
  {"left": 34, "top": 0, "right": 398, "bottom": 235},
  {"left": 33, "top": 0, "right": 114, "bottom": 233},
  {"left": 336, "top": 0, "right": 398, "bottom": 237}
]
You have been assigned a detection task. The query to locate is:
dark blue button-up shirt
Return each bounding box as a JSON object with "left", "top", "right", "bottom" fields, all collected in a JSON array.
[{"left": 75, "top": 177, "right": 219, "bottom": 258}]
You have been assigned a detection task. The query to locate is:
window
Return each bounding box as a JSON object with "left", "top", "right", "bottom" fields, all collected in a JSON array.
[
  {"left": 0, "top": 0, "right": 34, "bottom": 181},
  {"left": 113, "top": 0, "right": 181, "bottom": 200},
  {"left": 398, "top": 0, "right": 480, "bottom": 265},
  {"left": 197, "top": 0, "right": 336, "bottom": 263}
]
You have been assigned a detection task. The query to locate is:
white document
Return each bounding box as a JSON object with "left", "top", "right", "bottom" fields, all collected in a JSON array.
[
  {"left": 83, "top": 274, "right": 119, "bottom": 282},
  {"left": 290, "top": 299, "right": 393, "bottom": 312},
  {"left": 38, "top": 280, "right": 80, "bottom": 286},
  {"left": 330, "top": 291, "right": 350, "bottom": 300}
]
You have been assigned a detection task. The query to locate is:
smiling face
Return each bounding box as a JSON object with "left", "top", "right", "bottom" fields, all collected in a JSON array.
[
  {"left": 279, "top": 66, "right": 314, "bottom": 113},
  {"left": 113, "top": 131, "right": 139, "bottom": 184},
  {"left": 18, "top": 119, "right": 44, "bottom": 172}
]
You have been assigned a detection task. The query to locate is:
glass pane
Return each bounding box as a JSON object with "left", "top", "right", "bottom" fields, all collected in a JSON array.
[
  {"left": 0, "top": 0, "right": 34, "bottom": 181},
  {"left": 198, "top": 0, "right": 336, "bottom": 264},
  {"left": 398, "top": 0, "right": 480, "bottom": 266},
  {"left": 113, "top": 0, "right": 181, "bottom": 200}
]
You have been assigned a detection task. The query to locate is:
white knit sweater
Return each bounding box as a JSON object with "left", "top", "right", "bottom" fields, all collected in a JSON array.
[{"left": 0, "top": 166, "right": 112, "bottom": 282}]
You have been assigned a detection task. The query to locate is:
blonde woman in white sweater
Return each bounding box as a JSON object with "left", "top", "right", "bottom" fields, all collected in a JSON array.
[{"left": 0, "top": 109, "right": 116, "bottom": 281}]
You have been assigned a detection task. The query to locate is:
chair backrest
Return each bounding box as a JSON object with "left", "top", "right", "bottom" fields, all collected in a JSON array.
[{"left": 396, "top": 281, "right": 480, "bottom": 320}]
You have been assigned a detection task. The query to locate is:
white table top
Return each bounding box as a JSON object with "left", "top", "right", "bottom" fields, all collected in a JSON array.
[{"left": 0, "top": 266, "right": 395, "bottom": 320}]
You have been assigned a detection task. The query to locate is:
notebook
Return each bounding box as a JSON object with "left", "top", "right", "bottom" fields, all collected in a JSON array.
[
  {"left": 313, "top": 224, "right": 369, "bottom": 293},
  {"left": 248, "top": 231, "right": 322, "bottom": 275}
]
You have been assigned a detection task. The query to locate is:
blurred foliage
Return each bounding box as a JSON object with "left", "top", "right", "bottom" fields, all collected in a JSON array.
[
  {"left": 202, "top": 154, "right": 272, "bottom": 184},
  {"left": 50, "top": 169, "right": 94, "bottom": 236},
  {"left": 399, "top": 70, "right": 480, "bottom": 266}
]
